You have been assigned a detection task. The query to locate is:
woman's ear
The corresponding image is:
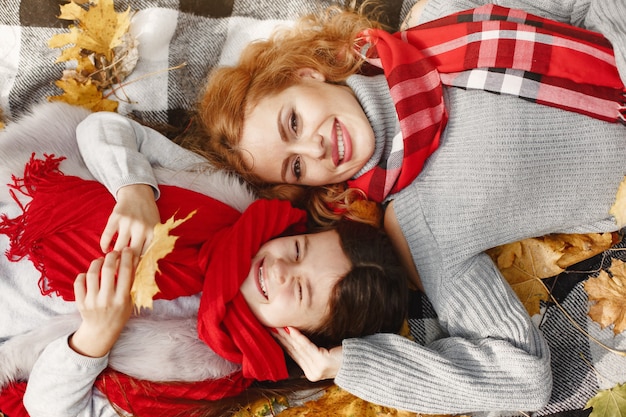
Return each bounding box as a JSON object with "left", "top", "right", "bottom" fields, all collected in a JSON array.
[{"left": 296, "top": 68, "right": 326, "bottom": 81}]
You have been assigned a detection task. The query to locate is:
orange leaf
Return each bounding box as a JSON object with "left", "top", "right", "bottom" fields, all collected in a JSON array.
[
  {"left": 488, "top": 233, "right": 617, "bottom": 316},
  {"left": 584, "top": 259, "right": 626, "bottom": 335}
]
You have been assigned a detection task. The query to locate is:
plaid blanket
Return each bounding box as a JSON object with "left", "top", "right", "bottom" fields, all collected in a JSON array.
[{"left": 1, "top": 1, "right": 626, "bottom": 416}]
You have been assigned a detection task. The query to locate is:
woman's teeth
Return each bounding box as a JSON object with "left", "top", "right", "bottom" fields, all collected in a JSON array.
[
  {"left": 335, "top": 122, "right": 345, "bottom": 162},
  {"left": 259, "top": 266, "right": 268, "bottom": 299}
]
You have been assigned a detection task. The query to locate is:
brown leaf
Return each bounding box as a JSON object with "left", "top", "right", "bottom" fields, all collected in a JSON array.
[
  {"left": 488, "top": 233, "right": 617, "bottom": 316},
  {"left": 48, "top": 79, "right": 118, "bottom": 112},
  {"left": 131, "top": 211, "right": 196, "bottom": 310},
  {"left": 47, "top": 0, "right": 137, "bottom": 109},
  {"left": 584, "top": 259, "right": 626, "bottom": 335}
]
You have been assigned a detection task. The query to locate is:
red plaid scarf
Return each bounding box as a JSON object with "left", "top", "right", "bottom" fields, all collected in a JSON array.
[{"left": 348, "top": 4, "right": 626, "bottom": 202}]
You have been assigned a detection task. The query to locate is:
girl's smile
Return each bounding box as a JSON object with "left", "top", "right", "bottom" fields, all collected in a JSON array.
[
  {"left": 239, "top": 229, "right": 352, "bottom": 331},
  {"left": 239, "top": 68, "right": 375, "bottom": 186}
]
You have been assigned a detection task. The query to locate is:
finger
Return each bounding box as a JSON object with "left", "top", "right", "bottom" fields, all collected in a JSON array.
[
  {"left": 128, "top": 233, "right": 146, "bottom": 258},
  {"left": 113, "top": 230, "right": 131, "bottom": 252},
  {"left": 73, "top": 273, "right": 87, "bottom": 304},
  {"left": 100, "top": 219, "right": 118, "bottom": 253},
  {"left": 85, "top": 257, "right": 105, "bottom": 295},
  {"left": 99, "top": 251, "right": 120, "bottom": 296},
  {"left": 115, "top": 248, "right": 136, "bottom": 296}
]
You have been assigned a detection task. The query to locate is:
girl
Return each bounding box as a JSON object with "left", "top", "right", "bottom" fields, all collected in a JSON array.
[
  {"left": 0, "top": 103, "right": 408, "bottom": 417},
  {"left": 73, "top": 0, "right": 626, "bottom": 414}
]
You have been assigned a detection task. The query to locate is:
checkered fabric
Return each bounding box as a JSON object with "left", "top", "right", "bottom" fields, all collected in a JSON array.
[{"left": 1, "top": 1, "right": 625, "bottom": 416}]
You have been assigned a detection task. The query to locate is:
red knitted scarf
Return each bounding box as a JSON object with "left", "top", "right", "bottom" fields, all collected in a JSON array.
[
  {"left": 348, "top": 4, "right": 626, "bottom": 202},
  {"left": 0, "top": 154, "right": 307, "bottom": 415}
]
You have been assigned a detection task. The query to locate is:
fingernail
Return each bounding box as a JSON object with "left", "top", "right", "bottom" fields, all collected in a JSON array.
[
  {"left": 283, "top": 327, "right": 290, "bottom": 334},
  {"left": 269, "top": 328, "right": 278, "bottom": 334}
]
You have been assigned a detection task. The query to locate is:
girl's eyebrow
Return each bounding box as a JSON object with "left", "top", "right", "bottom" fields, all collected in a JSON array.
[
  {"left": 278, "top": 107, "right": 289, "bottom": 182},
  {"left": 303, "top": 236, "right": 313, "bottom": 308}
]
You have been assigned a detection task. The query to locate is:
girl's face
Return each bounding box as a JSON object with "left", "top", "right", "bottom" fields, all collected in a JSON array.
[
  {"left": 239, "top": 69, "right": 376, "bottom": 186},
  {"left": 240, "top": 229, "right": 351, "bottom": 331}
]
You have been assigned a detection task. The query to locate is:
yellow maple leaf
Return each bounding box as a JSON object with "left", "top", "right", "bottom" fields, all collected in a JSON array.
[
  {"left": 48, "top": 0, "right": 131, "bottom": 62},
  {"left": 131, "top": 210, "right": 196, "bottom": 310},
  {"left": 47, "top": 0, "right": 137, "bottom": 110},
  {"left": 584, "top": 258, "right": 626, "bottom": 335},
  {"left": 49, "top": 78, "right": 119, "bottom": 112},
  {"left": 585, "top": 383, "right": 626, "bottom": 417},
  {"left": 488, "top": 233, "right": 617, "bottom": 316},
  {"left": 610, "top": 176, "right": 626, "bottom": 228}
]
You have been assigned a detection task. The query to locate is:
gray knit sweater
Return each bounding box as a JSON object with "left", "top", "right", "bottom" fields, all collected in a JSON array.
[
  {"left": 21, "top": 0, "right": 625, "bottom": 415},
  {"left": 336, "top": 0, "right": 625, "bottom": 414}
]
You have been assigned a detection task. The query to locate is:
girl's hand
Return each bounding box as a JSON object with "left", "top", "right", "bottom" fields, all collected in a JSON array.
[
  {"left": 273, "top": 327, "right": 343, "bottom": 381},
  {"left": 70, "top": 249, "right": 137, "bottom": 358},
  {"left": 101, "top": 184, "right": 160, "bottom": 256}
]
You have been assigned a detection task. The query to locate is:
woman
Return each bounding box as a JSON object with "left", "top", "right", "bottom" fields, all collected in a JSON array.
[
  {"left": 73, "top": 0, "right": 626, "bottom": 414},
  {"left": 0, "top": 103, "right": 408, "bottom": 417}
]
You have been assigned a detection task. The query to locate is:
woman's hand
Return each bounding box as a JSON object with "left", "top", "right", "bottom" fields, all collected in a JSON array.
[
  {"left": 101, "top": 184, "right": 160, "bottom": 256},
  {"left": 273, "top": 327, "right": 343, "bottom": 381},
  {"left": 70, "top": 249, "right": 137, "bottom": 358}
]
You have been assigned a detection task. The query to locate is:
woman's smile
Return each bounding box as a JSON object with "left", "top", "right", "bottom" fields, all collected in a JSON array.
[{"left": 239, "top": 69, "right": 374, "bottom": 186}]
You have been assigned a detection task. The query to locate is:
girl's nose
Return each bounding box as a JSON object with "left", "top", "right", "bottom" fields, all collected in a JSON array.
[{"left": 271, "top": 258, "right": 292, "bottom": 285}]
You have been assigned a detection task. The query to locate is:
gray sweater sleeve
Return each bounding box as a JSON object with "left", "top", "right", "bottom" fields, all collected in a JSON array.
[
  {"left": 75, "top": 111, "right": 207, "bottom": 200},
  {"left": 335, "top": 253, "right": 552, "bottom": 414},
  {"left": 23, "top": 336, "right": 122, "bottom": 417}
]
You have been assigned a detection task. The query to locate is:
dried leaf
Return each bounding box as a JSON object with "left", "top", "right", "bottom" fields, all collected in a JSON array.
[
  {"left": 49, "top": 0, "right": 131, "bottom": 62},
  {"left": 584, "top": 259, "right": 626, "bottom": 335},
  {"left": 488, "top": 233, "right": 617, "bottom": 316},
  {"left": 277, "top": 386, "right": 423, "bottom": 417},
  {"left": 610, "top": 176, "right": 626, "bottom": 228},
  {"left": 47, "top": 0, "right": 137, "bottom": 109},
  {"left": 585, "top": 383, "right": 626, "bottom": 417},
  {"left": 131, "top": 211, "right": 196, "bottom": 310},
  {"left": 49, "top": 78, "right": 119, "bottom": 112}
]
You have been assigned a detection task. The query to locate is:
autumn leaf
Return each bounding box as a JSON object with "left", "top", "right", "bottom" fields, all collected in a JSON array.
[
  {"left": 131, "top": 210, "right": 196, "bottom": 310},
  {"left": 49, "top": 0, "right": 130, "bottom": 62},
  {"left": 584, "top": 259, "right": 626, "bottom": 335},
  {"left": 610, "top": 176, "right": 626, "bottom": 228},
  {"left": 488, "top": 233, "right": 617, "bottom": 316},
  {"left": 585, "top": 383, "right": 626, "bottom": 417},
  {"left": 47, "top": 0, "right": 137, "bottom": 110},
  {"left": 277, "top": 385, "right": 423, "bottom": 417},
  {"left": 49, "top": 78, "right": 118, "bottom": 112}
]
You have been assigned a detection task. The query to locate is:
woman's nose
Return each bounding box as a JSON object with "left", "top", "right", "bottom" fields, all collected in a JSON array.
[{"left": 296, "top": 133, "right": 325, "bottom": 159}]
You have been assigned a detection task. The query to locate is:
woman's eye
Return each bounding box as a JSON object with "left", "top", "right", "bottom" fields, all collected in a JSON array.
[
  {"left": 292, "top": 156, "right": 302, "bottom": 180},
  {"left": 289, "top": 110, "right": 298, "bottom": 134}
]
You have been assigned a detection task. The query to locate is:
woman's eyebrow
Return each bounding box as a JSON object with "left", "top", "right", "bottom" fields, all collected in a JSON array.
[{"left": 278, "top": 108, "right": 289, "bottom": 182}]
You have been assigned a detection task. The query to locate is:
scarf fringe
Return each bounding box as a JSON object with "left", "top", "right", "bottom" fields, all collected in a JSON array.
[{"left": 0, "top": 153, "right": 67, "bottom": 296}]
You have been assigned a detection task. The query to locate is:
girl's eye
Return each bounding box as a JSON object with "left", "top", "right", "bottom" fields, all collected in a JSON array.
[
  {"left": 289, "top": 110, "right": 298, "bottom": 134},
  {"left": 298, "top": 282, "right": 303, "bottom": 301},
  {"left": 292, "top": 156, "right": 302, "bottom": 180},
  {"left": 295, "top": 240, "right": 301, "bottom": 261}
]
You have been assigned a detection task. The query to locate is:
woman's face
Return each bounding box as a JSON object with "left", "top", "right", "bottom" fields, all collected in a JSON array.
[
  {"left": 239, "top": 69, "right": 376, "bottom": 186},
  {"left": 240, "top": 229, "right": 351, "bottom": 331}
]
